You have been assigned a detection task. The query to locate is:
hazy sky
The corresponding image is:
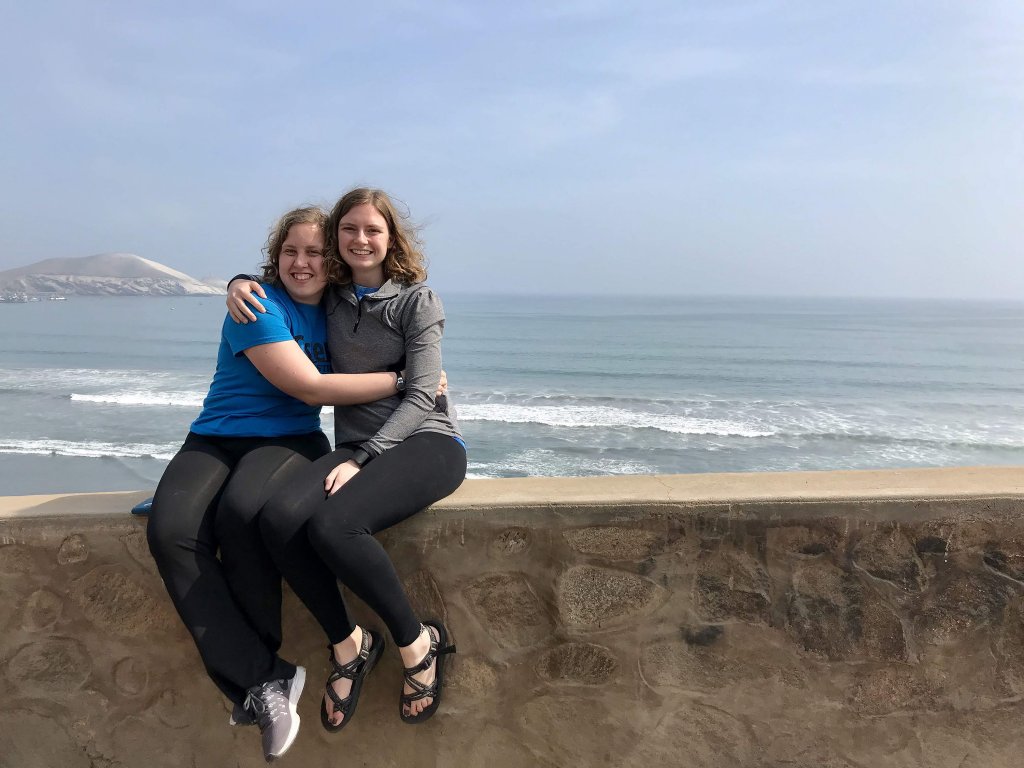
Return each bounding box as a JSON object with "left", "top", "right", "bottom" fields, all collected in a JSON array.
[{"left": 1, "top": 1, "right": 1021, "bottom": 298}]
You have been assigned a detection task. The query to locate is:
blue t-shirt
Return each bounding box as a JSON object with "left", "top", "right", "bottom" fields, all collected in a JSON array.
[
  {"left": 190, "top": 283, "right": 330, "bottom": 437},
  {"left": 353, "top": 284, "right": 378, "bottom": 301}
]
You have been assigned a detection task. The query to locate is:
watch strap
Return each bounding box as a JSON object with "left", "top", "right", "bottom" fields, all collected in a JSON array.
[{"left": 350, "top": 448, "right": 373, "bottom": 467}]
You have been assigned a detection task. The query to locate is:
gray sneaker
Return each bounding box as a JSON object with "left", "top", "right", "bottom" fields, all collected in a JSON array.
[{"left": 241, "top": 666, "right": 305, "bottom": 762}]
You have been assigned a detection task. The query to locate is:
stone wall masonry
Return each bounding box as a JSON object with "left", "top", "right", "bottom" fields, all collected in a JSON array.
[{"left": 2, "top": 467, "right": 1024, "bottom": 767}]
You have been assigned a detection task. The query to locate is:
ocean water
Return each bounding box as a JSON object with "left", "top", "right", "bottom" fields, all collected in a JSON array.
[{"left": 1, "top": 295, "right": 1023, "bottom": 495}]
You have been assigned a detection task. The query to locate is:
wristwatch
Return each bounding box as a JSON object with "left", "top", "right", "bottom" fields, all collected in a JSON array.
[
  {"left": 350, "top": 448, "right": 373, "bottom": 468},
  {"left": 395, "top": 375, "right": 406, "bottom": 392}
]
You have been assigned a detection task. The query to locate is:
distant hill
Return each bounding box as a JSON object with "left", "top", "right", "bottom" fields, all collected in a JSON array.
[{"left": 0, "top": 253, "right": 226, "bottom": 296}]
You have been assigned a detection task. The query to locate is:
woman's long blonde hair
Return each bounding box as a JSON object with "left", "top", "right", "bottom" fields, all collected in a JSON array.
[{"left": 325, "top": 188, "right": 426, "bottom": 285}]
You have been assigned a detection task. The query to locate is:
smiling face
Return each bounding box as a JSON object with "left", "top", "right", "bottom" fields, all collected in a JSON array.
[
  {"left": 336, "top": 203, "right": 390, "bottom": 287},
  {"left": 277, "top": 222, "right": 327, "bottom": 304}
]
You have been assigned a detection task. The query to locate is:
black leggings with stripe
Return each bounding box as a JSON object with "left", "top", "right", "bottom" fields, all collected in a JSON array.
[{"left": 146, "top": 429, "right": 331, "bottom": 705}]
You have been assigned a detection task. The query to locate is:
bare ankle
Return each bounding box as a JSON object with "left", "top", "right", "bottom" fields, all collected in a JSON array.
[
  {"left": 399, "top": 624, "right": 430, "bottom": 663},
  {"left": 333, "top": 625, "right": 363, "bottom": 661}
]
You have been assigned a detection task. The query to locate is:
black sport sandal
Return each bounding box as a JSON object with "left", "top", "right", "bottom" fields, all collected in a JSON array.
[
  {"left": 399, "top": 619, "right": 456, "bottom": 724},
  {"left": 321, "top": 628, "right": 384, "bottom": 732}
]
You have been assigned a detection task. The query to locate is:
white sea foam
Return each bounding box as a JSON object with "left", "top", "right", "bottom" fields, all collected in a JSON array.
[
  {"left": 0, "top": 438, "right": 179, "bottom": 461},
  {"left": 67, "top": 392, "right": 337, "bottom": 419},
  {"left": 457, "top": 403, "right": 773, "bottom": 437},
  {"left": 59, "top": 387, "right": 1024, "bottom": 450},
  {"left": 468, "top": 448, "right": 654, "bottom": 478},
  {"left": 71, "top": 391, "right": 205, "bottom": 407},
  {"left": 0, "top": 367, "right": 197, "bottom": 389}
]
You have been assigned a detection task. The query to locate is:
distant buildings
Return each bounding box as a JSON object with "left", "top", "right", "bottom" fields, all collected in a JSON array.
[{"left": 0, "top": 292, "right": 66, "bottom": 303}]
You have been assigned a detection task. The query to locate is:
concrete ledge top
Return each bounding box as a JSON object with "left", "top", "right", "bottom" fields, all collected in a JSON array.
[{"left": 2, "top": 465, "right": 1023, "bottom": 520}]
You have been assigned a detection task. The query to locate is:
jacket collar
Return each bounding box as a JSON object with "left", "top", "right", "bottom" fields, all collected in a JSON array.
[
  {"left": 361, "top": 279, "right": 402, "bottom": 299},
  {"left": 329, "top": 279, "right": 402, "bottom": 309}
]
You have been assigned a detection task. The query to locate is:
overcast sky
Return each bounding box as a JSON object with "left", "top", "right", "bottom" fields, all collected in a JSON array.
[{"left": 1, "top": 1, "right": 1021, "bottom": 298}]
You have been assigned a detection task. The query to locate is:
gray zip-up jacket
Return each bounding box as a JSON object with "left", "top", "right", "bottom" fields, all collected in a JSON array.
[{"left": 324, "top": 280, "right": 461, "bottom": 457}]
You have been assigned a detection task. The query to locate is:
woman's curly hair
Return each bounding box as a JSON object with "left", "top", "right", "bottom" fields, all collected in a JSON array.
[
  {"left": 325, "top": 188, "right": 426, "bottom": 285},
  {"left": 259, "top": 206, "right": 328, "bottom": 284}
]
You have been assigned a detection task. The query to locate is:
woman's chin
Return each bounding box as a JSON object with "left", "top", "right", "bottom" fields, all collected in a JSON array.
[{"left": 283, "top": 280, "right": 326, "bottom": 304}]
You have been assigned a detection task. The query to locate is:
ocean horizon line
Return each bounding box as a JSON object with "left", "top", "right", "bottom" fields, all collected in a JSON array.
[
  {"left": 4, "top": 291, "right": 1022, "bottom": 306},
  {"left": 440, "top": 291, "right": 1024, "bottom": 305}
]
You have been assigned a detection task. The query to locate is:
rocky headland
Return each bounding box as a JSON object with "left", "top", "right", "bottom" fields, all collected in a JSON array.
[{"left": 0, "top": 253, "right": 225, "bottom": 297}]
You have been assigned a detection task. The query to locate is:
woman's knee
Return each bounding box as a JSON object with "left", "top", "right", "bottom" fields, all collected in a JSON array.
[
  {"left": 306, "top": 507, "right": 363, "bottom": 558},
  {"left": 146, "top": 504, "right": 191, "bottom": 565},
  {"left": 258, "top": 492, "right": 308, "bottom": 546},
  {"left": 147, "top": 442, "right": 229, "bottom": 563},
  {"left": 214, "top": 488, "right": 260, "bottom": 540},
  {"left": 305, "top": 508, "right": 331, "bottom": 552},
  {"left": 145, "top": 512, "right": 169, "bottom": 560}
]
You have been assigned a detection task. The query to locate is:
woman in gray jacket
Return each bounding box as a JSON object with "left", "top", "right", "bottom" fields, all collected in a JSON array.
[{"left": 228, "top": 188, "right": 466, "bottom": 731}]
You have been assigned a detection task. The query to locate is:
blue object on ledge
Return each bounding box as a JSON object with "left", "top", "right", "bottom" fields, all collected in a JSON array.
[{"left": 131, "top": 497, "right": 154, "bottom": 516}]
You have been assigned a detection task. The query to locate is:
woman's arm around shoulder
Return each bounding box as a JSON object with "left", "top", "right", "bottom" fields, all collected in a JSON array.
[
  {"left": 244, "top": 341, "right": 398, "bottom": 406},
  {"left": 226, "top": 295, "right": 397, "bottom": 406}
]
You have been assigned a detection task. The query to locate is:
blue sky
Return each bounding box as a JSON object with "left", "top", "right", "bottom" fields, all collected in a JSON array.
[{"left": 2, "top": 1, "right": 1021, "bottom": 297}]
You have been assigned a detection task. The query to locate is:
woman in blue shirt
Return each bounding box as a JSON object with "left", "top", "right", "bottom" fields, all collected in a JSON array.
[{"left": 147, "top": 207, "right": 407, "bottom": 763}]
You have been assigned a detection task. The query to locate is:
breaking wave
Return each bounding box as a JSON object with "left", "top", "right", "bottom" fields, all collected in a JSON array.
[
  {"left": 71, "top": 391, "right": 204, "bottom": 407},
  {"left": 457, "top": 403, "right": 772, "bottom": 437},
  {"left": 0, "top": 438, "right": 179, "bottom": 461}
]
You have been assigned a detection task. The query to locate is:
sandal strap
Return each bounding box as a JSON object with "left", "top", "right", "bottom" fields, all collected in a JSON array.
[
  {"left": 327, "top": 630, "right": 371, "bottom": 681},
  {"left": 405, "top": 642, "right": 455, "bottom": 674},
  {"left": 325, "top": 630, "right": 372, "bottom": 711},
  {"left": 403, "top": 624, "right": 457, "bottom": 676},
  {"left": 401, "top": 667, "right": 437, "bottom": 704},
  {"left": 401, "top": 686, "right": 434, "bottom": 704},
  {"left": 326, "top": 680, "right": 349, "bottom": 710},
  {"left": 399, "top": 649, "right": 453, "bottom": 705}
]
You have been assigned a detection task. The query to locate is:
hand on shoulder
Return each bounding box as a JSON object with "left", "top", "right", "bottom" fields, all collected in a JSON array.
[{"left": 227, "top": 279, "right": 267, "bottom": 324}]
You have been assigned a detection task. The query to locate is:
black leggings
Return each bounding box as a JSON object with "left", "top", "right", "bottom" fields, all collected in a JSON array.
[
  {"left": 260, "top": 431, "right": 467, "bottom": 648},
  {"left": 147, "top": 430, "right": 331, "bottom": 704}
]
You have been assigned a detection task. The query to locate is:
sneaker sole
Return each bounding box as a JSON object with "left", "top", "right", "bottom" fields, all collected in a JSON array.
[{"left": 267, "top": 666, "right": 305, "bottom": 762}]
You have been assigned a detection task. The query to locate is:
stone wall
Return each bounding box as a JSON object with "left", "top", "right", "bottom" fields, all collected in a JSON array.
[{"left": 2, "top": 467, "right": 1024, "bottom": 767}]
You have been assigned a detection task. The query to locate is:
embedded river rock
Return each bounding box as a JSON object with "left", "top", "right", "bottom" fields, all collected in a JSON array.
[{"left": 2, "top": 467, "right": 1024, "bottom": 767}]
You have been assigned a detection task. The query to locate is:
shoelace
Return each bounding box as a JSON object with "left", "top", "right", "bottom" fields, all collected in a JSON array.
[{"left": 243, "top": 681, "right": 289, "bottom": 730}]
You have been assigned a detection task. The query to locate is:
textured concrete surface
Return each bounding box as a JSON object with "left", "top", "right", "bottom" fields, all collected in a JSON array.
[{"left": 2, "top": 466, "right": 1024, "bottom": 767}]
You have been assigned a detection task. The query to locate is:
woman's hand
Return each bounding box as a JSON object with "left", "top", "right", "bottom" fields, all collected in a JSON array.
[
  {"left": 403, "top": 368, "right": 447, "bottom": 397},
  {"left": 324, "top": 460, "right": 360, "bottom": 497},
  {"left": 227, "top": 280, "right": 267, "bottom": 324}
]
